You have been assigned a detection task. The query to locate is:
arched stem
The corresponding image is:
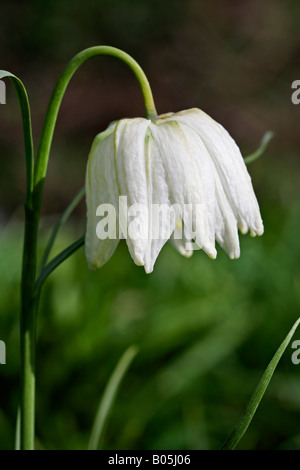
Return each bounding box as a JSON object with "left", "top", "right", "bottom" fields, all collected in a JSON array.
[
  {"left": 0, "top": 71, "right": 34, "bottom": 205},
  {"left": 34, "top": 46, "right": 157, "bottom": 213},
  {"left": 0, "top": 70, "right": 36, "bottom": 450},
  {"left": 16, "top": 46, "right": 157, "bottom": 449}
]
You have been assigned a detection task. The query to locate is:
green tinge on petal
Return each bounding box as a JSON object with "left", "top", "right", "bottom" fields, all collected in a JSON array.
[{"left": 85, "top": 126, "right": 119, "bottom": 269}]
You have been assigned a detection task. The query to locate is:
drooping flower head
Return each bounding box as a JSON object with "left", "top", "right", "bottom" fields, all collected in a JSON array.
[{"left": 85, "top": 108, "right": 263, "bottom": 273}]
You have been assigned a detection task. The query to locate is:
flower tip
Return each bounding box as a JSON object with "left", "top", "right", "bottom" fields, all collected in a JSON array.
[
  {"left": 251, "top": 223, "right": 264, "bottom": 238},
  {"left": 132, "top": 252, "right": 155, "bottom": 273},
  {"left": 88, "top": 261, "right": 98, "bottom": 271},
  {"left": 206, "top": 246, "right": 217, "bottom": 260},
  {"left": 144, "top": 266, "right": 154, "bottom": 274},
  {"left": 134, "top": 258, "right": 145, "bottom": 268},
  {"left": 128, "top": 245, "right": 145, "bottom": 268},
  {"left": 257, "top": 225, "right": 264, "bottom": 237},
  {"left": 144, "top": 260, "right": 154, "bottom": 274},
  {"left": 238, "top": 224, "right": 248, "bottom": 235}
]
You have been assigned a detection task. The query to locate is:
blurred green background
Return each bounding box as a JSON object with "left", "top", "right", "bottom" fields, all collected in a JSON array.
[{"left": 1, "top": 0, "right": 300, "bottom": 450}]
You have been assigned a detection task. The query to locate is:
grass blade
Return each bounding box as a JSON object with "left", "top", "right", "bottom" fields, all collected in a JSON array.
[
  {"left": 15, "top": 407, "right": 21, "bottom": 450},
  {"left": 221, "top": 317, "right": 300, "bottom": 450},
  {"left": 88, "top": 345, "right": 138, "bottom": 450},
  {"left": 0, "top": 70, "right": 34, "bottom": 203},
  {"left": 35, "top": 235, "right": 85, "bottom": 292},
  {"left": 40, "top": 186, "right": 85, "bottom": 271},
  {"left": 244, "top": 131, "right": 274, "bottom": 165}
]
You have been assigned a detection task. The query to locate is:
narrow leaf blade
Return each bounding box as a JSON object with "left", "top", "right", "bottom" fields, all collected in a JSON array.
[
  {"left": 35, "top": 235, "right": 85, "bottom": 292},
  {"left": 221, "top": 317, "right": 300, "bottom": 450},
  {"left": 0, "top": 70, "right": 34, "bottom": 201},
  {"left": 244, "top": 131, "right": 274, "bottom": 165},
  {"left": 40, "top": 186, "right": 85, "bottom": 271},
  {"left": 88, "top": 345, "right": 138, "bottom": 450}
]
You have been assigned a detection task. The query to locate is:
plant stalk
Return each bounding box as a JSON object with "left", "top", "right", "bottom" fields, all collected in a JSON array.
[
  {"left": 8, "top": 45, "right": 157, "bottom": 450},
  {"left": 20, "top": 205, "right": 39, "bottom": 450}
]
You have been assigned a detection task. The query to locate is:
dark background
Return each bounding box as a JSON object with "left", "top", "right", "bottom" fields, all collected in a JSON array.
[{"left": 0, "top": 0, "right": 300, "bottom": 450}]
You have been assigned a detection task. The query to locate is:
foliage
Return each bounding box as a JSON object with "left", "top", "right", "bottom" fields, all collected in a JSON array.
[{"left": 0, "top": 195, "right": 300, "bottom": 450}]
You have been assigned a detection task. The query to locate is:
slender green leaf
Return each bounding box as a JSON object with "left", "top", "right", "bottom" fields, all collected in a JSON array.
[
  {"left": 88, "top": 345, "right": 139, "bottom": 450},
  {"left": 40, "top": 186, "right": 85, "bottom": 271},
  {"left": 15, "top": 407, "right": 21, "bottom": 451},
  {"left": 244, "top": 131, "right": 274, "bottom": 165},
  {"left": 35, "top": 235, "right": 85, "bottom": 292},
  {"left": 0, "top": 70, "right": 34, "bottom": 204},
  {"left": 221, "top": 317, "right": 300, "bottom": 450}
]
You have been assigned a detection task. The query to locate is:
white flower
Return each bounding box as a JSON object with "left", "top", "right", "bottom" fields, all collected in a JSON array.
[{"left": 85, "top": 108, "right": 263, "bottom": 273}]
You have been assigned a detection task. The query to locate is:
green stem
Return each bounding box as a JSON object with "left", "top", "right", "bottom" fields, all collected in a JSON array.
[
  {"left": 2, "top": 46, "right": 157, "bottom": 450},
  {"left": 34, "top": 46, "right": 158, "bottom": 215},
  {"left": 20, "top": 206, "right": 39, "bottom": 450},
  {"left": 0, "top": 71, "right": 36, "bottom": 450}
]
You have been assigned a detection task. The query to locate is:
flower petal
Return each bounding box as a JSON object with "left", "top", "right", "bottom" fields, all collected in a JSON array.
[
  {"left": 85, "top": 126, "right": 119, "bottom": 269},
  {"left": 214, "top": 173, "right": 240, "bottom": 259},
  {"left": 150, "top": 119, "right": 217, "bottom": 259},
  {"left": 113, "top": 118, "right": 151, "bottom": 268},
  {"left": 170, "top": 218, "right": 194, "bottom": 258},
  {"left": 142, "top": 128, "right": 180, "bottom": 273},
  {"left": 164, "top": 108, "right": 264, "bottom": 237}
]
